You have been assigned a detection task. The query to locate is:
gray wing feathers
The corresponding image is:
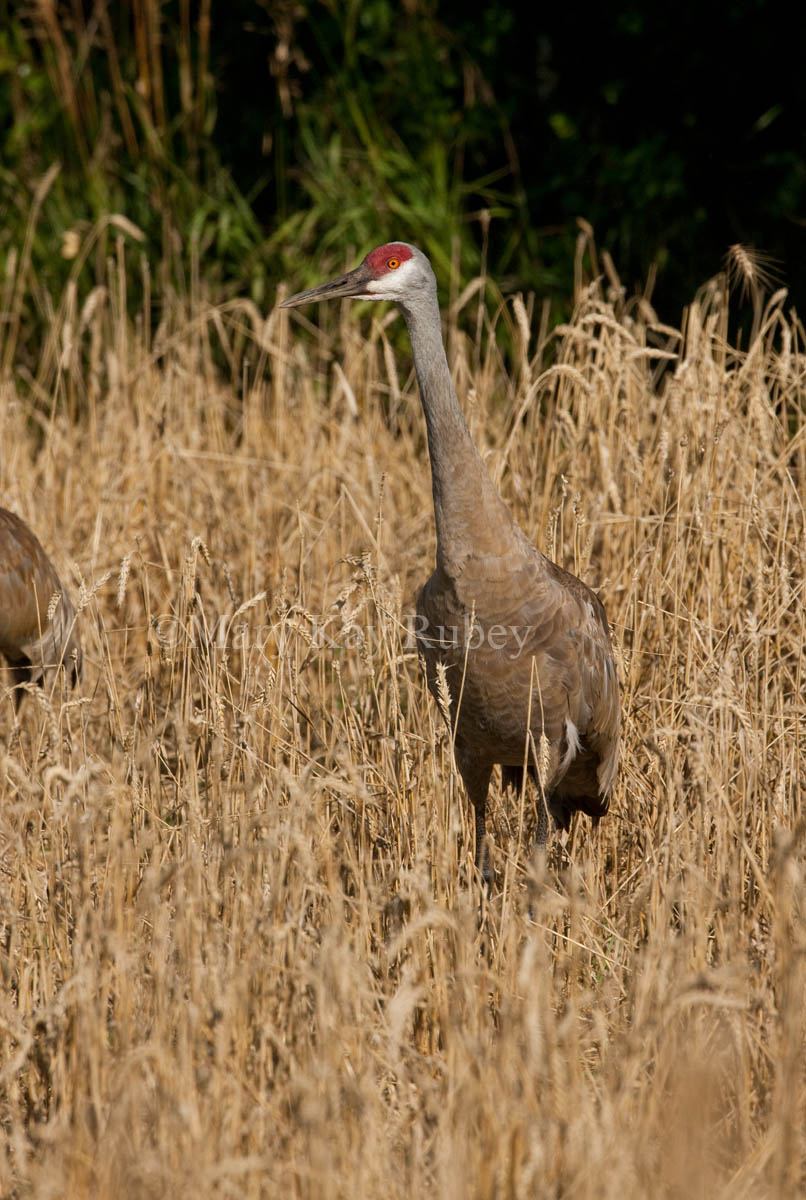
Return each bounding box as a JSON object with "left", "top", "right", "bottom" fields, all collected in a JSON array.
[
  {"left": 421, "top": 544, "right": 620, "bottom": 810},
  {"left": 0, "top": 509, "right": 82, "bottom": 681}
]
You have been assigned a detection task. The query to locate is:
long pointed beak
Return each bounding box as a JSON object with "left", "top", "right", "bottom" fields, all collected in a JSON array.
[{"left": 279, "top": 262, "right": 374, "bottom": 308}]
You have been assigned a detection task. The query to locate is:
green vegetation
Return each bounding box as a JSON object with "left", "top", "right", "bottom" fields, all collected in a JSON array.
[{"left": 3, "top": 0, "right": 804, "bottom": 383}]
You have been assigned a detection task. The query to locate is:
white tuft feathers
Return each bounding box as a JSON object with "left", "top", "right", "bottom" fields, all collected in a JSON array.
[{"left": 560, "top": 717, "right": 582, "bottom": 775}]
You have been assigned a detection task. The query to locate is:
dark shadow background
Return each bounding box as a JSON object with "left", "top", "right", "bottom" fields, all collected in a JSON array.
[{"left": 2, "top": 0, "right": 804, "bottom": 331}]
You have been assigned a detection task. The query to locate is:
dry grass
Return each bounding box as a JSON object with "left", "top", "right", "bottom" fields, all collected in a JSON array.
[{"left": 1, "top": 237, "right": 805, "bottom": 1198}]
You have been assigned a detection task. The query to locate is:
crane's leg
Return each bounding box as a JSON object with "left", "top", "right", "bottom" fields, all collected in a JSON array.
[
  {"left": 9, "top": 660, "right": 31, "bottom": 712},
  {"left": 535, "top": 786, "right": 551, "bottom": 849},
  {"left": 455, "top": 751, "right": 493, "bottom": 885}
]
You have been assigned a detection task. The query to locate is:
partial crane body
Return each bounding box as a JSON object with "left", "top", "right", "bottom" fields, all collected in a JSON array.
[
  {"left": 281, "top": 244, "right": 620, "bottom": 878},
  {"left": 0, "top": 508, "right": 82, "bottom": 701}
]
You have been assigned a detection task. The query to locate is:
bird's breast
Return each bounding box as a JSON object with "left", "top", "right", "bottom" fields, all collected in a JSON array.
[{"left": 415, "top": 557, "right": 616, "bottom": 778}]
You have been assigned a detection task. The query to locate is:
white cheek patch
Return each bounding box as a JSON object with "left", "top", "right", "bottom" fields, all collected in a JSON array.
[{"left": 369, "top": 260, "right": 416, "bottom": 293}]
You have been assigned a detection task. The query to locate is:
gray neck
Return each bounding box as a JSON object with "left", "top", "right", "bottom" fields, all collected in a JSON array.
[{"left": 400, "top": 292, "right": 519, "bottom": 576}]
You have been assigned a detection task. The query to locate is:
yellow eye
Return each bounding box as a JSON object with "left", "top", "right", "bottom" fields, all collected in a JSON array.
[{"left": 387, "top": 257, "right": 400, "bottom": 269}]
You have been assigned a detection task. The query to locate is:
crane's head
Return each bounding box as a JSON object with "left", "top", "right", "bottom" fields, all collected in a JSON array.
[{"left": 279, "top": 242, "right": 435, "bottom": 309}]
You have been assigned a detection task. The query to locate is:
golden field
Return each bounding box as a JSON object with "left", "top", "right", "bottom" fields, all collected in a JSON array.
[{"left": 0, "top": 234, "right": 804, "bottom": 1197}]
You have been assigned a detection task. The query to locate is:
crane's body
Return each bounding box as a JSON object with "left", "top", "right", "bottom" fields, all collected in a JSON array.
[
  {"left": 0, "top": 508, "right": 82, "bottom": 698},
  {"left": 281, "top": 243, "right": 620, "bottom": 877}
]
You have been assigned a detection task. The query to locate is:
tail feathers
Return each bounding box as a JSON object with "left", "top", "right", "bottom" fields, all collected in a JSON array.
[
  {"left": 500, "top": 762, "right": 608, "bottom": 830},
  {"left": 501, "top": 764, "right": 529, "bottom": 794}
]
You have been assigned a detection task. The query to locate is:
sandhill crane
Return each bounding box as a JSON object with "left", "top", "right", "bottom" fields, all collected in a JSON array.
[
  {"left": 281, "top": 243, "right": 620, "bottom": 879},
  {"left": 0, "top": 508, "right": 82, "bottom": 703}
]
